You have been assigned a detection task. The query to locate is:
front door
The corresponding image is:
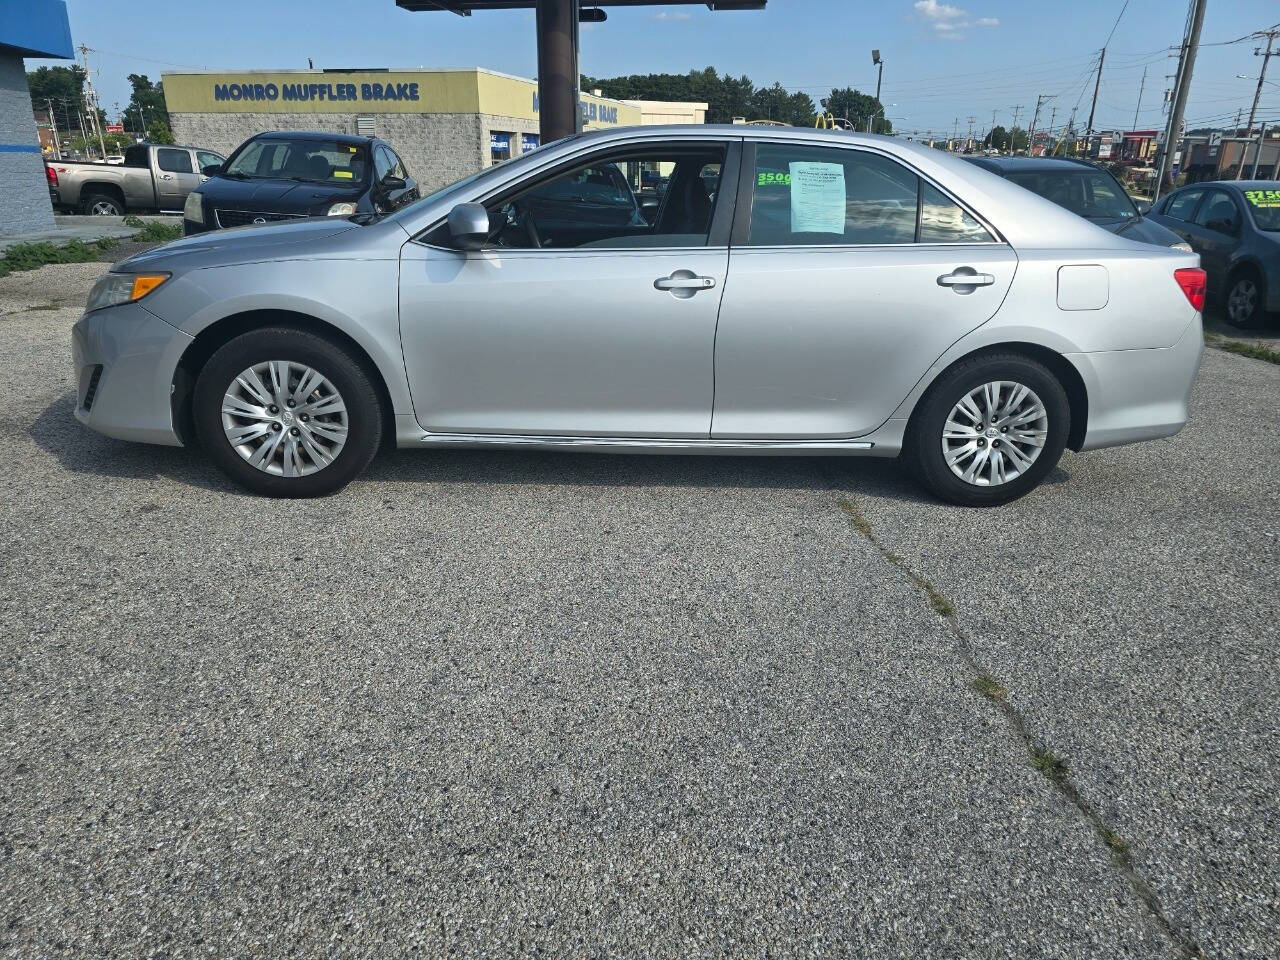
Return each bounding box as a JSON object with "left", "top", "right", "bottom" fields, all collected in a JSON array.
[
  {"left": 399, "top": 141, "right": 738, "bottom": 438},
  {"left": 713, "top": 141, "right": 1018, "bottom": 439}
]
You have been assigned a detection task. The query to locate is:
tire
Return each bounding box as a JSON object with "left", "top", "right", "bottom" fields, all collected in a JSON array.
[
  {"left": 193, "top": 327, "right": 383, "bottom": 498},
  {"left": 81, "top": 193, "right": 123, "bottom": 216},
  {"left": 906, "top": 353, "right": 1070, "bottom": 507},
  {"left": 1223, "top": 267, "right": 1265, "bottom": 329}
]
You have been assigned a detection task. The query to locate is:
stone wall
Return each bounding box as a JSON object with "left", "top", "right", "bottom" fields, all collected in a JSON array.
[
  {"left": 0, "top": 51, "right": 55, "bottom": 234},
  {"left": 170, "top": 111, "right": 497, "bottom": 193}
]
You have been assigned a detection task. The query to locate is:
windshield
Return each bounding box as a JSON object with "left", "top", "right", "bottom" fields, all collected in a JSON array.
[
  {"left": 1005, "top": 169, "right": 1138, "bottom": 220},
  {"left": 223, "top": 138, "right": 370, "bottom": 186},
  {"left": 1243, "top": 188, "right": 1280, "bottom": 231}
]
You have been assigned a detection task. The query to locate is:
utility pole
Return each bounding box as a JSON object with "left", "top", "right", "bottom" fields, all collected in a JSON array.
[
  {"left": 1154, "top": 0, "right": 1207, "bottom": 202},
  {"left": 78, "top": 44, "right": 108, "bottom": 160},
  {"left": 1086, "top": 47, "right": 1106, "bottom": 139},
  {"left": 46, "top": 98, "right": 61, "bottom": 157},
  {"left": 1239, "top": 29, "right": 1276, "bottom": 178},
  {"left": 1133, "top": 66, "right": 1147, "bottom": 131},
  {"left": 966, "top": 116, "right": 976, "bottom": 152},
  {"left": 873, "top": 49, "right": 884, "bottom": 104},
  {"left": 1028, "top": 94, "right": 1049, "bottom": 157},
  {"left": 1251, "top": 120, "right": 1267, "bottom": 178},
  {"left": 951, "top": 116, "right": 959, "bottom": 150},
  {"left": 1010, "top": 104, "right": 1023, "bottom": 152}
]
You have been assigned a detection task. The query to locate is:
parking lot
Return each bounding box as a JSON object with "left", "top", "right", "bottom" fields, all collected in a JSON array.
[{"left": 1, "top": 260, "right": 1277, "bottom": 958}]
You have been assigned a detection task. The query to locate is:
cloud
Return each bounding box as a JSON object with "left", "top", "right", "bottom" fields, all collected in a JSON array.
[
  {"left": 653, "top": 11, "right": 692, "bottom": 20},
  {"left": 913, "top": 1, "right": 999, "bottom": 39}
]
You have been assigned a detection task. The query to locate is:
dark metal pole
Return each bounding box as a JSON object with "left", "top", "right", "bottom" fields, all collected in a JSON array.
[{"left": 536, "top": 0, "right": 579, "bottom": 143}]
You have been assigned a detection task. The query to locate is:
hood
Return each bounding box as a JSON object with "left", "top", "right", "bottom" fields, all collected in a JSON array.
[
  {"left": 116, "top": 217, "right": 364, "bottom": 271},
  {"left": 198, "top": 175, "right": 366, "bottom": 215},
  {"left": 1098, "top": 216, "right": 1184, "bottom": 248}
]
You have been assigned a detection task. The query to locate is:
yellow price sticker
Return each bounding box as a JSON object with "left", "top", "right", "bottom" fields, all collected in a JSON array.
[{"left": 333, "top": 170, "right": 353, "bottom": 179}]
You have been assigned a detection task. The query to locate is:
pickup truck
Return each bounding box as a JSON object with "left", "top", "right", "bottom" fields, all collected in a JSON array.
[{"left": 46, "top": 142, "right": 226, "bottom": 216}]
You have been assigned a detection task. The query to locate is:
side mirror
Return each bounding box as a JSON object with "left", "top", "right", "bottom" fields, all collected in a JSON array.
[
  {"left": 201, "top": 163, "right": 222, "bottom": 177},
  {"left": 1133, "top": 199, "right": 1152, "bottom": 215},
  {"left": 447, "top": 202, "right": 490, "bottom": 251},
  {"left": 380, "top": 175, "right": 407, "bottom": 193}
]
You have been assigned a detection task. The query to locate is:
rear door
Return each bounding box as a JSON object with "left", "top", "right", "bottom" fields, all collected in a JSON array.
[
  {"left": 1184, "top": 188, "right": 1243, "bottom": 292},
  {"left": 154, "top": 147, "right": 198, "bottom": 210},
  {"left": 712, "top": 141, "right": 1017, "bottom": 439}
]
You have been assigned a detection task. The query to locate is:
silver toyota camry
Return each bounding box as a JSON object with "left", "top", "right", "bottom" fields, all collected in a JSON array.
[{"left": 73, "top": 126, "right": 1205, "bottom": 506}]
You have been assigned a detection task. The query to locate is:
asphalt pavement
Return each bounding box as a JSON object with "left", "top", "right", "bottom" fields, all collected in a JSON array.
[{"left": 1, "top": 262, "right": 1276, "bottom": 959}]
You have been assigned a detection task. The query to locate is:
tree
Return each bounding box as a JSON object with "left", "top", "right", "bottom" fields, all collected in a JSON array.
[
  {"left": 984, "top": 124, "right": 1008, "bottom": 150},
  {"left": 126, "top": 74, "right": 170, "bottom": 137},
  {"left": 584, "top": 68, "right": 818, "bottom": 126},
  {"left": 819, "top": 87, "right": 891, "bottom": 134},
  {"left": 27, "top": 65, "right": 87, "bottom": 112}
]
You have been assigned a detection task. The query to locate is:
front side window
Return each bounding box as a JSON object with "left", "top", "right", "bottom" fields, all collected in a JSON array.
[
  {"left": 157, "top": 148, "right": 193, "bottom": 174},
  {"left": 196, "top": 150, "right": 223, "bottom": 171},
  {"left": 1164, "top": 189, "right": 1204, "bottom": 221},
  {"left": 223, "top": 139, "right": 370, "bottom": 186},
  {"left": 748, "top": 144, "right": 992, "bottom": 246},
  {"left": 486, "top": 146, "right": 727, "bottom": 250}
]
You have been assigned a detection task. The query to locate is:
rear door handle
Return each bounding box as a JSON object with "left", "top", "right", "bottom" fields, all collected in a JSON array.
[
  {"left": 937, "top": 269, "right": 996, "bottom": 289},
  {"left": 655, "top": 274, "right": 716, "bottom": 291}
]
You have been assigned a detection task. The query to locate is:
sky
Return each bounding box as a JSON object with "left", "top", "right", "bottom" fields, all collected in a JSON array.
[{"left": 26, "top": 0, "right": 1280, "bottom": 139}]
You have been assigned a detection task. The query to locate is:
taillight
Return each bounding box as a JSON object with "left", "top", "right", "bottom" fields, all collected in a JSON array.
[
  {"left": 1174, "top": 267, "right": 1206, "bottom": 312},
  {"left": 46, "top": 165, "right": 58, "bottom": 187}
]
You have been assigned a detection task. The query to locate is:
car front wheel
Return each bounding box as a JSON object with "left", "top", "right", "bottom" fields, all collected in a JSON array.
[
  {"left": 907, "top": 353, "right": 1070, "bottom": 507},
  {"left": 193, "top": 327, "right": 383, "bottom": 497}
]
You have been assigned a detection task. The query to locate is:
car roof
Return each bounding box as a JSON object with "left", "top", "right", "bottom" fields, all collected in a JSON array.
[
  {"left": 1175, "top": 180, "right": 1274, "bottom": 193},
  {"left": 961, "top": 155, "right": 1103, "bottom": 173},
  {"left": 250, "top": 130, "right": 373, "bottom": 145}
]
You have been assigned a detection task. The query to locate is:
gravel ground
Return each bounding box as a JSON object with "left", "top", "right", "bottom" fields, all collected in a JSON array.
[{"left": 1, "top": 262, "right": 1276, "bottom": 958}]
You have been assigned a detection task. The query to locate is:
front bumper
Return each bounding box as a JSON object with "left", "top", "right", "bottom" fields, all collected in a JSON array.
[
  {"left": 72, "top": 301, "right": 193, "bottom": 446},
  {"left": 1068, "top": 315, "right": 1204, "bottom": 452}
]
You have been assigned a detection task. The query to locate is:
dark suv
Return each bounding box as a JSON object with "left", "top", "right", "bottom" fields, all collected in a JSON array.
[
  {"left": 184, "top": 131, "right": 419, "bottom": 235},
  {"left": 964, "top": 155, "right": 1186, "bottom": 250}
]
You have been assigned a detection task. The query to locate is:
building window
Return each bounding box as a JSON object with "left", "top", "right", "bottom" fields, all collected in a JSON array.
[
  {"left": 490, "top": 132, "right": 512, "bottom": 163},
  {"left": 521, "top": 133, "right": 541, "bottom": 154}
]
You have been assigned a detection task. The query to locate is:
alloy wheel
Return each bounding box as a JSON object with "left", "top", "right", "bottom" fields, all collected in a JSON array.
[
  {"left": 1227, "top": 278, "right": 1257, "bottom": 324},
  {"left": 221, "top": 360, "right": 349, "bottom": 477},
  {"left": 942, "top": 380, "right": 1048, "bottom": 487},
  {"left": 90, "top": 200, "right": 120, "bottom": 215}
]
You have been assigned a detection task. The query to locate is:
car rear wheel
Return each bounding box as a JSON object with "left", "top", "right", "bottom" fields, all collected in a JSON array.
[
  {"left": 1224, "top": 269, "right": 1265, "bottom": 328},
  {"left": 193, "top": 327, "right": 383, "bottom": 497},
  {"left": 82, "top": 193, "right": 123, "bottom": 216},
  {"left": 906, "top": 353, "right": 1070, "bottom": 507}
]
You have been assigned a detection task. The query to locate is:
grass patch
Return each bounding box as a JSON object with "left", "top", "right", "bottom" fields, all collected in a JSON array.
[
  {"left": 1101, "top": 826, "right": 1133, "bottom": 863},
  {"left": 121, "top": 214, "right": 146, "bottom": 228},
  {"left": 0, "top": 239, "right": 108, "bottom": 277},
  {"left": 970, "top": 673, "right": 1006, "bottom": 701},
  {"left": 131, "top": 220, "right": 182, "bottom": 244},
  {"left": 1030, "top": 746, "right": 1069, "bottom": 784},
  {"left": 1204, "top": 331, "right": 1280, "bottom": 366},
  {"left": 836, "top": 496, "right": 874, "bottom": 537}
]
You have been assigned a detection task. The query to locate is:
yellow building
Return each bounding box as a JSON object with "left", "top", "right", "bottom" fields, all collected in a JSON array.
[{"left": 163, "top": 68, "right": 645, "bottom": 191}]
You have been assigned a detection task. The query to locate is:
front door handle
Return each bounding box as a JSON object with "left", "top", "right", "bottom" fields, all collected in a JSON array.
[
  {"left": 159, "top": 173, "right": 174, "bottom": 181},
  {"left": 937, "top": 268, "right": 996, "bottom": 292},
  {"left": 655, "top": 274, "right": 716, "bottom": 292}
]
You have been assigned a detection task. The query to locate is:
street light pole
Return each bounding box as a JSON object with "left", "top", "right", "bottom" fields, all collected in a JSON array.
[{"left": 872, "top": 49, "right": 884, "bottom": 104}]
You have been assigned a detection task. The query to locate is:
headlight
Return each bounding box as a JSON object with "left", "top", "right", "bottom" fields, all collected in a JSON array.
[
  {"left": 327, "top": 202, "right": 357, "bottom": 216},
  {"left": 1170, "top": 241, "right": 1193, "bottom": 253},
  {"left": 85, "top": 272, "right": 170, "bottom": 313},
  {"left": 183, "top": 190, "right": 204, "bottom": 224}
]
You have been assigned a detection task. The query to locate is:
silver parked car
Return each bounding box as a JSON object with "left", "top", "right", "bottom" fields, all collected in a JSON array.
[{"left": 73, "top": 126, "right": 1206, "bottom": 506}]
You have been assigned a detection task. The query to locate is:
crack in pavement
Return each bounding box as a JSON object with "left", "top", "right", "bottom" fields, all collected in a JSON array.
[{"left": 833, "top": 493, "right": 1206, "bottom": 960}]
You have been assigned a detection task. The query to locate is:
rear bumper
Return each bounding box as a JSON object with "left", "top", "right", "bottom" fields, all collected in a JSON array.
[
  {"left": 1069, "top": 315, "right": 1204, "bottom": 452},
  {"left": 72, "top": 301, "right": 192, "bottom": 446}
]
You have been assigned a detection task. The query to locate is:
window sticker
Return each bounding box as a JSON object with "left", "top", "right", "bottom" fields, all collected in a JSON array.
[
  {"left": 333, "top": 169, "right": 354, "bottom": 179},
  {"left": 1244, "top": 189, "right": 1280, "bottom": 209},
  {"left": 789, "top": 161, "right": 846, "bottom": 234},
  {"left": 757, "top": 170, "right": 791, "bottom": 187}
]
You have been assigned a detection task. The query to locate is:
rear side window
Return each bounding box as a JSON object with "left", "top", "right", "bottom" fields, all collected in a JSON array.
[
  {"left": 1164, "top": 189, "right": 1203, "bottom": 221},
  {"left": 156, "top": 148, "right": 193, "bottom": 174},
  {"left": 748, "top": 144, "right": 992, "bottom": 246}
]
